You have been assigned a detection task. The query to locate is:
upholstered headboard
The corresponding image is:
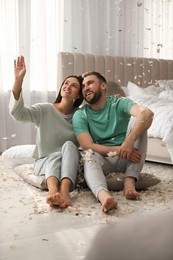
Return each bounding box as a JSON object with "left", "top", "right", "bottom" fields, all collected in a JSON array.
[{"left": 57, "top": 52, "right": 173, "bottom": 89}]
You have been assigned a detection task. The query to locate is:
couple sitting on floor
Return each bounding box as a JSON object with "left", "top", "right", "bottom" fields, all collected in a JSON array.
[{"left": 10, "top": 56, "right": 153, "bottom": 213}]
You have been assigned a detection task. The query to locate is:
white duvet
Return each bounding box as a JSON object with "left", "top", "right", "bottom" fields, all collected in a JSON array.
[{"left": 129, "top": 91, "right": 173, "bottom": 163}]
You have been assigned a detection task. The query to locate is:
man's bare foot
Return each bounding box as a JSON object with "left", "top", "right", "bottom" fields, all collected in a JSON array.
[
  {"left": 46, "top": 192, "right": 62, "bottom": 206},
  {"left": 102, "top": 197, "right": 118, "bottom": 213},
  {"left": 124, "top": 177, "right": 140, "bottom": 200},
  {"left": 124, "top": 189, "right": 140, "bottom": 200},
  {"left": 98, "top": 189, "right": 118, "bottom": 213}
]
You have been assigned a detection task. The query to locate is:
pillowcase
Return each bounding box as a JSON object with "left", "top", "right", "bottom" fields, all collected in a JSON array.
[
  {"left": 159, "top": 90, "right": 173, "bottom": 101},
  {"left": 121, "top": 86, "right": 128, "bottom": 96},
  {"left": 157, "top": 80, "right": 173, "bottom": 91},
  {"left": 2, "top": 145, "right": 35, "bottom": 168},
  {"left": 78, "top": 171, "right": 161, "bottom": 191},
  {"left": 106, "top": 172, "right": 161, "bottom": 191},
  {"left": 127, "top": 81, "right": 161, "bottom": 97},
  {"left": 13, "top": 163, "right": 160, "bottom": 191},
  {"left": 107, "top": 81, "right": 126, "bottom": 97},
  {"left": 14, "top": 164, "right": 47, "bottom": 190}
]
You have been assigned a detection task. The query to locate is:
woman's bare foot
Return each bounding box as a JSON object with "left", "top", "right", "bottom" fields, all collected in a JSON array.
[
  {"left": 46, "top": 192, "right": 62, "bottom": 206},
  {"left": 98, "top": 189, "right": 118, "bottom": 213},
  {"left": 60, "top": 192, "right": 72, "bottom": 208},
  {"left": 124, "top": 177, "right": 140, "bottom": 200},
  {"left": 46, "top": 192, "right": 71, "bottom": 208},
  {"left": 59, "top": 178, "right": 73, "bottom": 208},
  {"left": 46, "top": 177, "right": 72, "bottom": 208}
]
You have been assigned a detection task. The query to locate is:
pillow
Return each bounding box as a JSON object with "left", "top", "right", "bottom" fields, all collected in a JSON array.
[
  {"left": 157, "top": 80, "right": 173, "bottom": 91},
  {"left": 107, "top": 81, "right": 126, "bottom": 97},
  {"left": 13, "top": 163, "right": 160, "bottom": 191},
  {"left": 77, "top": 171, "right": 161, "bottom": 191},
  {"left": 127, "top": 81, "right": 161, "bottom": 97},
  {"left": 159, "top": 90, "right": 173, "bottom": 101},
  {"left": 2, "top": 145, "right": 35, "bottom": 168},
  {"left": 126, "top": 82, "right": 144, "bottom": 96},
  {"left": 121, "top": 86, "right": 128, "bottom": 96},
  {"left": 106, "top": 172, "right": 161, "bottom": 191},
  {"left": 14, "top": 164, "right": 47, "bottom": 190}
]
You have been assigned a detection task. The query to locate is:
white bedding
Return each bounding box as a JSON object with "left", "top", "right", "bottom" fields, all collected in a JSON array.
[{"left": 127, "top": 83, "right": 173, "bottom": 163}]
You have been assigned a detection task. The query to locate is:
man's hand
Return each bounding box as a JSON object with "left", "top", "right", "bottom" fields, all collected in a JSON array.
[{"left": 118, "top": 141, "right": 141, "bottom": 163}]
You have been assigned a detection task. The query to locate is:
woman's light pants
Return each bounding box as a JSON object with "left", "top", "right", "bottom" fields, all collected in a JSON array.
[{"left": 34, "top": 141, "right": 80, "bottom": 191}]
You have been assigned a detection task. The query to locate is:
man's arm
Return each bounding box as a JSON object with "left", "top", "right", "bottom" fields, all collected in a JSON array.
[
  {"left": 77, "top": 132, "right": 118, "bottom": 156},
  {"left": 119, "top": 103, "right": 154, "bottom": 159},
  {"left": 129, "top": 103, "right": 153, "bottom": 139},
  {"left": 77, "top": 132, "right": 141, "bottom": 163}
]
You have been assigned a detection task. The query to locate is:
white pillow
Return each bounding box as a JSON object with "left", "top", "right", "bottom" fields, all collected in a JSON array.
[
  {"left": 157, "top": 80, "right": 173, "bottom": 91},
  {"left": 121, "top": 86, "right": 128, "bottom": 96},
  {"left": 2, "top": 145, "right": 35, "bottom": 168},
  {"left": 14, "top": 164, "right": 47, "bottom": 190},
  {"left": 159, "top": 90, "right": 173, "bottom": 101},
  {"left": 127, "top": 82, "right": 160, "bottom": 97},
  {"left": 126, "top": 82, "right": 144, "bottom": 96}
]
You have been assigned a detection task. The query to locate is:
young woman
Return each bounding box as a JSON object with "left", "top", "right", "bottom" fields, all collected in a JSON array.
[{"left": 10, "top": 56, "right": 83, "bottom": 208}]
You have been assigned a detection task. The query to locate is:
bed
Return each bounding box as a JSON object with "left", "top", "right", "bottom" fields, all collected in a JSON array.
[{"left": 57, "top": 52, "right": 173, "bottom": 165}]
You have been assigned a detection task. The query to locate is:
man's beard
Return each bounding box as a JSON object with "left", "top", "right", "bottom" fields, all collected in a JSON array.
[{"left": 84, "top": 89, "right": 102, "bottom": 104}]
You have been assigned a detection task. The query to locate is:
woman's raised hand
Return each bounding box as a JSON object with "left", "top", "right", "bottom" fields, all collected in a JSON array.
[
  {"left": 13, "top": 56, "right": 26, "bottom": 100},
  {"left": 14, "top": 56, "right": 26, "bottom": 80}
]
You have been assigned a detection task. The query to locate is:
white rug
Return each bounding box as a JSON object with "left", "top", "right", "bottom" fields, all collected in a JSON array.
[
  {"left": 1, "top": 156, "right": 173, "bottom": 224},
  {"left": 0, "top": 156, "right": 173, "bottom": 260}
]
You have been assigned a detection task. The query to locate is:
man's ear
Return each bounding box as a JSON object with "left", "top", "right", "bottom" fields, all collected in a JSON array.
[{"left": 101, "top": 82, "right": 107, "bottom": 91}]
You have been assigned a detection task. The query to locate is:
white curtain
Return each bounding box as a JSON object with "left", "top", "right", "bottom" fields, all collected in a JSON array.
[
  {"left": 62, "top": 0, "right": 173, "bottom": 58},
  {"left": 143, "top": 0, "right": 173, "bottom": 59},
  {"left": 0, "top": 0, "right": 173, "bottom": 153},
  {"left": 62, "top": 0, "right": 145, "bottom": 57},
  {"left": 0, "top": 0, "right": 65, "bottom": 152}
]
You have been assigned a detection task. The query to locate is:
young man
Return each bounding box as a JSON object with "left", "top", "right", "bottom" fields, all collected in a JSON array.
[{"left": 73, "top": 72, "right": 153, "bottom": 213}]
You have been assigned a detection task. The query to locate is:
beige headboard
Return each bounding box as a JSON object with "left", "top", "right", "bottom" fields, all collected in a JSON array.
[{"left": 57, "top": 52, "right": 173, "bottom": 89}]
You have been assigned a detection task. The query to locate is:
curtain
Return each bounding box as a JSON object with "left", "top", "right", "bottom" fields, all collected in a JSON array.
[
  {"left": 0, "top": 0, "right": 64, "bottom": 152},
  {"left": 62, "top": 0, "right": 145, "bottom": 57},
  {"left": 0, "top": 0, "right": 173, "bottom": 153},
  {"left": 62, "top": 0, "right": 173, "bottom": 58},
  {"left": 143, "top": 0, "right": 173, "bottom": 59}
]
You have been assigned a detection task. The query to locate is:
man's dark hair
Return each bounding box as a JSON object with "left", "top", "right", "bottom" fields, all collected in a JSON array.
[{"left": 83, "top": 71, "right": 107, "bottom": 84}]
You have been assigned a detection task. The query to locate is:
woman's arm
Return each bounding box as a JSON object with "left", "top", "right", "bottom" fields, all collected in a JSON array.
[
  {"left": 10, "top": 56, "right": 41, "bottom": 125},
  {"left": 13, "top": 56, "right": 26, "bottom": 100}
]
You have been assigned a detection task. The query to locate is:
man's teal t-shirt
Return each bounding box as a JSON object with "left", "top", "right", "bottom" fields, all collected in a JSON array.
[{"left": 72, "top": 96, "right": 134, "bottom": 146}]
